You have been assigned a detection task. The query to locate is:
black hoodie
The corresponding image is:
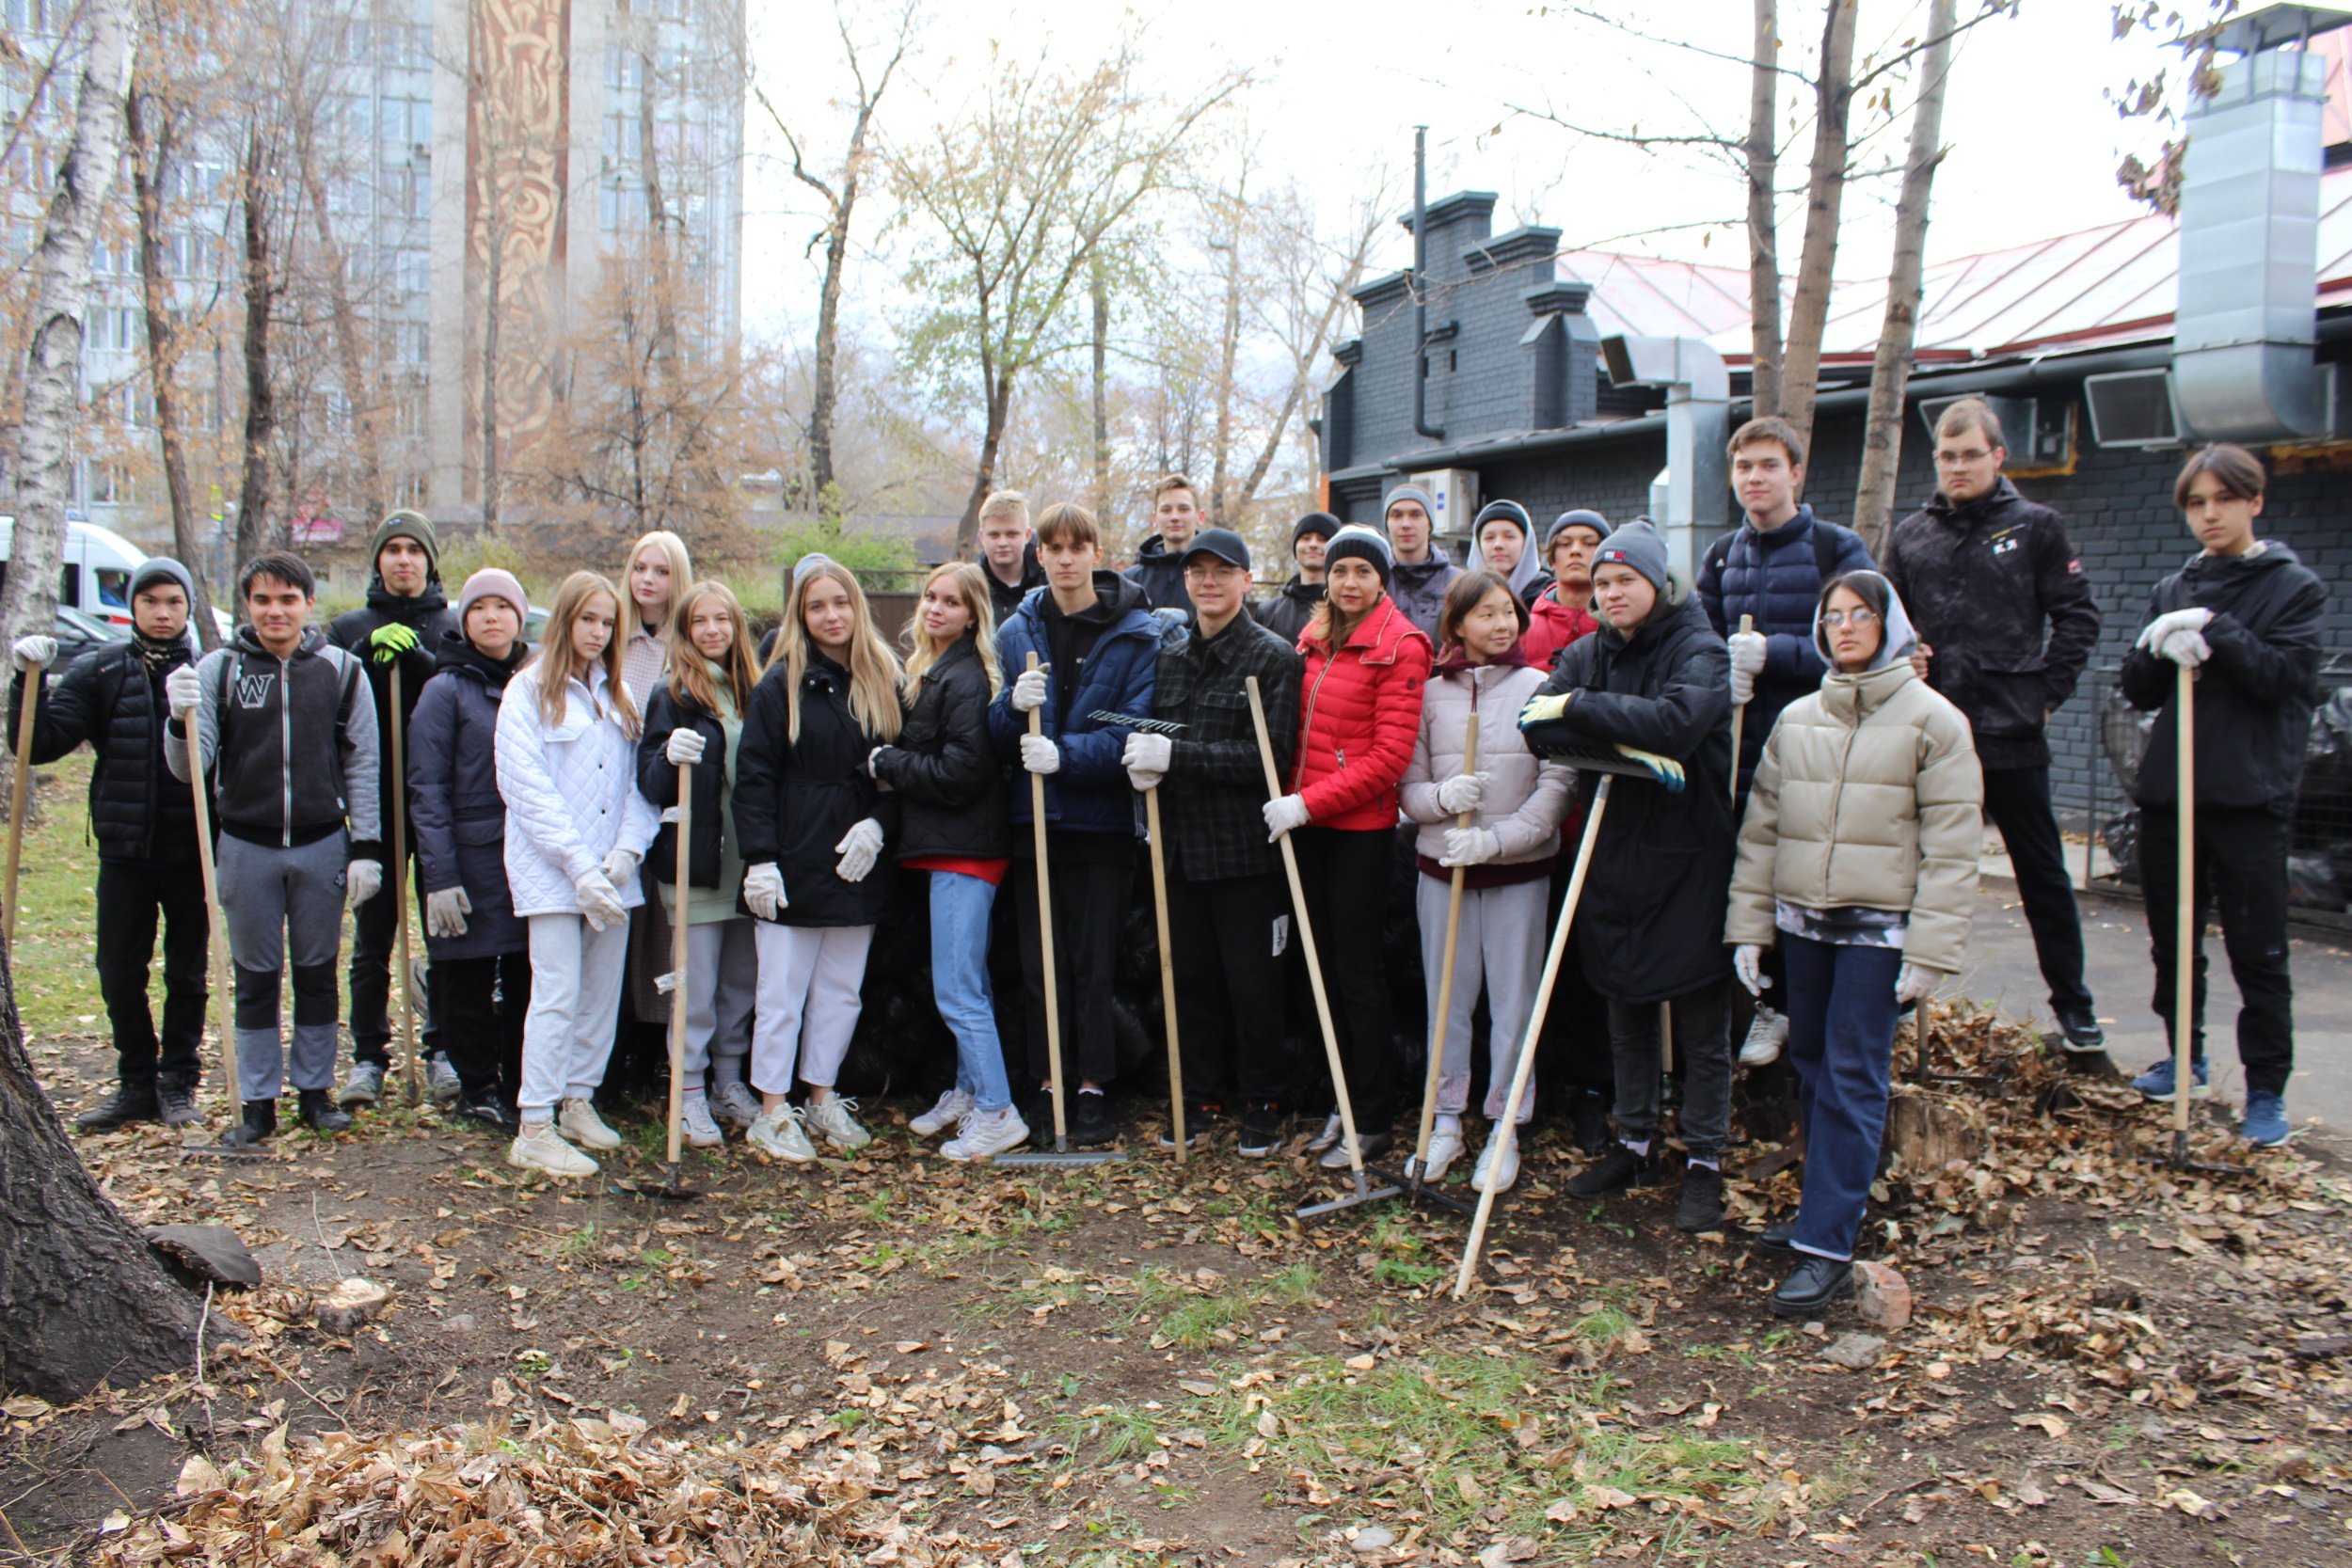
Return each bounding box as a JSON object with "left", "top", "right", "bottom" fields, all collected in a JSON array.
[
  {"left": 329, "top": 576, "right": 460, "bottom": 833},
  {"left": 986, "top": 539, "right": 1049, "bottom": 626},
  {"left": 1122, "top": 533, "right": 1194, "bottom": 612}
]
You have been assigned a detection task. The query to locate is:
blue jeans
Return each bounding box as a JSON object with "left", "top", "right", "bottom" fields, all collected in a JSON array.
[
  {"left": 930, "top": 871, "right": 1013, "bottom": 1113},
  {"left": 1781, "top": 931, "right": 1903, "bottom": 1261}
]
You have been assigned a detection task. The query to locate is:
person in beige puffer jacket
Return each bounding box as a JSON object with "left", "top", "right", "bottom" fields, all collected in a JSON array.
[
  {"left": 1400, "top": 571, "right": 1574, "bottom": 1194},
  {"left": 1725, "top": 569, "right": 1980, "bottom": 1319}
]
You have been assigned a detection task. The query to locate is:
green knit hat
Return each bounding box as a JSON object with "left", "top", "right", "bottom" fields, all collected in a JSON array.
[{"left": 370, "top": 509, "right": 440, "bottom": 580}]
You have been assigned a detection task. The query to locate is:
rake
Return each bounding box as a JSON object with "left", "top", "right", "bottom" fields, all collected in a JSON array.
[
  {"left": 1091, "top": 709, "right": 1195, "bottom": 1161},
  {"left": 615, "top": 761, "right": 701, "bottom": 1201},
  {"left": 183, "top": 716, "right": 268, "bottom": 1164}
]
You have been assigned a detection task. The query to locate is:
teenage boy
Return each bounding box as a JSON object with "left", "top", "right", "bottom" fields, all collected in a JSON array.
[
  {"left": 979, "top": 489, "right": 1047, "bottom": 626},
  {"left": 167, "top": 552, "right": 382, "bottom": 1148},
  {"left": 1125, "top": 475, "right": 1204, "bottom": 611},
  {"left": 1525, "top": 510, "right": 1608, "bottom": 671},
  {"left": 2121, "top": 444, "right": 2325, "bottom": 1148},
  {"left": 1253, "top": 512, "right": 1336, "bottom": 645},
  {"left": 1382, "top": 483, "right": 1463, "bottom": 641},
  {"left": 1884, "top": 399, "right": 2106, "bottom": 1056},
  {"left": 1694, "top": 416, "right": 1872, "bottom": 1068},
  {"left": 1125, "top": 527, "right": 1302, "bottom": 1156},
  {"left": 328, "top": 510, "right": 458, "bottom": 1108},
  {"left": 8, "top": 558, "right": 208, "bottom": 1131},
  {"left": 993, "top": 502, "right": 1168, "bottom": 1145},
  {"left": 1518, "top": 521, "right": 1737, "bottom": 1231}
]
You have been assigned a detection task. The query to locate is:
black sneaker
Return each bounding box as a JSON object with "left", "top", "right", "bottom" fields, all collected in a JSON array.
[
  {"left": 74, "top": 1080, "right": 161, "bottom": 1132},
  {"left": 1565, "top": 1144, "right": 1661, "bottom": 1199},
  {"left": 1070, "top": 1090, "right": 1119, "bottom": 1148},
  {"left": 1771, "top": 1256, "right": 1855, "bottom": 1319},
  {"left": 1155, "top": 1104, "right": 1223, "bottom": 1150},
  {"left": 2053, "top": 1004, "right": 2106, "bottom": 1053},
  {"left": 156, "top": 1079, "right": 201, "bottom": 1127},
  {"left": 1751, "top": 1219, "right": 1799, "bottom": 1259},
  {"left": 1569, "top": 1090, "right": 1612, "bottom": 1155},
  {"left": 1674, "top": 1164, "right": 1726, "bottom": 1231},
  {"left": 1237, "top": 1103, "right": 1285, "bottom": 1158},
  {"left": 219, "top": 1098, "right": 278, "bottom": 1149},
  {"left": 447, "top": 1090, "right": 518, "bottom": 1136},
  {"left": 297, "top": 1087, "right": 354, "bottom": 1133}
]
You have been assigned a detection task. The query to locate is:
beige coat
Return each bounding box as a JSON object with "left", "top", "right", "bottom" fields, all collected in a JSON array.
[
  {"left": 1400, "top": 662, "right": 1574, "bottom": 866},
  {"left": 1725, "top": 658, "right": 1982, "bottom": 974}
]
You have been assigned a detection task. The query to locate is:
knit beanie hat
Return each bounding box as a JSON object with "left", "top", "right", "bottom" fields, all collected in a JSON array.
[
  {"left": 370, "top": 509, "right": 440, "bottom": 579},
  {"left": 130, "top": 556, "right": 197, "bottom": 603},
  {"left": 1472, "top": 499, "right": 1532, "bottom": 539},
  {"left": 1291, "top": 511, "right": 1341, "bottom": 549},
  {"left": 1592, "top": 521, "right": 1671, "bottom": 598},
  {"left": 458, "top": 568, "right": 529, "bottom": 626},
  {"left": 1322, "top": 525, "right": 1394, "bottom": 587},
  {"left": 1382, "top": 484, "right": 1438, "bottom": 532},
  {"left": 1545, "top": 509, "right": 1612, "bottom": 551}
]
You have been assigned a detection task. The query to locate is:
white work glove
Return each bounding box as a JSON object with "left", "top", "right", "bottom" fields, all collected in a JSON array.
[
  {"left": 425, "top": 886, "right": 471, "bottom": 939},
  {"left": 1727, "top": 630, "right": 1768, "bottom": 675},
  {"left": 834, "top": 817, "right": 884, "bottom": 882},
  {"left": 743, "top": 862, "right": 787, "bottom": 920},
  {"left": 1263, "top": 794, "right": 1310, "bottom": 841},
  {"left": 664, "top": 727, "right": 706, "bottom": 765},
  {"left": 345, "top": 859, "right": 383, "bottom": 907},
  {"left": 601, "top": 847, "right": 639, "bottom": 884},
  {"left": 1010, "top": 666, "right": 1051, "bottom": 712},
  {"left": 167, "top": 664, "right": 202, "bottom": 721},
  {"left": 11, "top": 634, "right": 56, "bottom": 671},
  {"left": 1895, "top": 961, "right": 1944, "bottom": 1006},
  {"left": 1020, "top": 734, "right": 1060, "bottom": 775},
  {"left": 573, "top": 870, "right": 627, "bottom": 931},
  {"left": 2138, "top": 607, "right": 2213, "bottom": 669},
  {"left": 1439, "top": 826, "right": 1500, "bottom": 867},
  {"left": 1729, "top": 663, "right": 1756, "bottom": 705},
  {"left": 1733, "top": 942, "right": 1768, "bottom": 998},
  {"left": 1434, "top": 770, "right": 1488, "bottom": 816},
  {"left": 1122, "top": 732, "right": 1171, "bottom": 792},
  {"left": 2155, "top": 626, "right": 2210, "bottom": 667}
]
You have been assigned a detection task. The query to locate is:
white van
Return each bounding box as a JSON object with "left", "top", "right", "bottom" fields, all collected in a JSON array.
[{"left": 0, "top": 516, "right": 230, "bottom": 639}]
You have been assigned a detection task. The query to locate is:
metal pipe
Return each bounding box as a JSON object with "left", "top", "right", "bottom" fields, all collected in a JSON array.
[{"left": 1412, "top": 126, "right": 1442, "bottom": 441}]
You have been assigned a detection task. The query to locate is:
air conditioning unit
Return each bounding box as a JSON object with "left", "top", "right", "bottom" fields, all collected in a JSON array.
[
  {"left": 2083, "top": 370, "right": 2183, "bottom": 448},
  {"left": 1917, "top": 393, "right": 2075, "bottom": 470},
  {"left": 1406, "top": 467, "right": 1480, "bottom": 551}
]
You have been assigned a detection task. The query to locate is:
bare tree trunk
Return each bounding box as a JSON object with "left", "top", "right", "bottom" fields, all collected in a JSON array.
[
  {"left": 954, "top": 369, "right": 1013, "bottom": 558},
  {"left": 481, "top": 222, "right": 501, "bottom": 529},
  {"left": 234, "top": 121, "right": 277, "bottom": 563},
  {"left": 1779, "top": 0, "right": 1857, "bottom": 454},
  {"left": 1209, "top": 185, "right": 1246, "bottom": 523},
  {"left": 1090, "top": 259, "right": 1110, "bottom": 518},
  {"left": 636, "top": 44, "right": 679, "bottom": 391},
  {"left": 298, "top": 145, "right": 383, "bottom": 528},
  {"left": 1851, "top": 0, "right": 1956, "bottom": 552},
  {"left": 127, "top": 85, "right": 218, "bottom": 650},
  {"left": 0, "top": 0, "right": 137, "bottom": 649},
  {"left": 1747, "top": 0, "right": 1783, "bottom": 420}
]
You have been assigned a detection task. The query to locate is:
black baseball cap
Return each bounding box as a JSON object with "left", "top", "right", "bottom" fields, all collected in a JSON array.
[{"left": 1180, "top": 528, "right": 1252, "bottom": 571}]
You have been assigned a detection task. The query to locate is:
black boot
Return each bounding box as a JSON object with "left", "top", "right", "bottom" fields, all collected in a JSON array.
[
  {"left": 1674, "top": 1164, "right": 1726, "bottom": 1231},
  {"left": 298, "top": 1088, "right": 354, "bottom": 1133},
  {"left": 156, "top": 1078, "right": 202, "bottom": 1128},
  {"left": 74, "top": 1079, "right": 162, "bottom": 1132},
  {"left": 220, "top": 1098, "right": 278, "bottom": 1149}
]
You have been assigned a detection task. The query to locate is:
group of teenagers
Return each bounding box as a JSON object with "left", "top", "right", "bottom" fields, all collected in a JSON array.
[{"left": 23, "top": 396, "right": 2325, "bottom": 1319}]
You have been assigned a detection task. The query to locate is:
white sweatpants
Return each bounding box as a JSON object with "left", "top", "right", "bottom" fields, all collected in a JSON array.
[
  {"left": 680, "top": 918, "right": 758, "bottom": 1079},
  {"left": 751, "top": 923, "right": 874, "bottom": 1094},
  {"left": 518, "top": 912, "right": 631, "bottom": 1114},
  {"left": 1415, "top": 875, "right": 1548, "bottom": 1122}
]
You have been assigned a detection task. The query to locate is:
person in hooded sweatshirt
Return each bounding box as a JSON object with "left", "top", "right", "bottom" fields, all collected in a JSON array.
[
  {"left": 1253, "top": 512, "right": 1335, "bottom": 646},
  {"left": 978, "top": 490, "right": 1049, "bottom": 628},
  {"left": 1382, "top": 483, "right": 1464, "bottom": 641},
  {"left": 1518, "top": 522, "right": 1736, "bottom": 1232},
  {"left": 2121, "top": 444, "right": 2327, "bottom": 1150},
  {"left": 408, "top": 568, "right": 534, "bottom": 1134},
  {"left": 1123, "top": 474, "right": 1203, "bottom": 612},
  {"left": 1471, "top": 499, "right": 1546, "bottom": 607},
  {"left": 167, "top": 552, "right": 381, "bottom": 1148},
  {"left": 9, "top": 558, "right": 209, "bottom": 1132},
  {"left": 1726, "top": 570, "right": 1981, "bottom": 1318},
  {"left": 327, "top": 510, "right": 459, "bottom": 1109}
]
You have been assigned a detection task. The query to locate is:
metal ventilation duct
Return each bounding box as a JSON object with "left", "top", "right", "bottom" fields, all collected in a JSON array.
[
  {"left": 2172, "top": 21, "right": 2338, "bottom": 443},
  {"left": 1599, "top": 335, "right": 1728, "bottom": 577}
]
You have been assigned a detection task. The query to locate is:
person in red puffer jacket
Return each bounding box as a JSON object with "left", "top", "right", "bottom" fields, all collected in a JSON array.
[
  {"left": 1262, "top": 524, "right": 1431, "bottom": 1168},
  {"left": 1523, "top": 510, "right": 1608, "bottom": 673}
]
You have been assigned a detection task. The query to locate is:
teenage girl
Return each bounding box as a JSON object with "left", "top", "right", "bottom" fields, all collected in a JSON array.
[{"left": 617, "top": 530, "right": 693, "bottom": 1075}]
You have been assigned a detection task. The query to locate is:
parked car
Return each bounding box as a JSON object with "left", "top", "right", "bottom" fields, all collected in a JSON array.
[{"left": 46, "top": 602, "right": 131, "bottom": 684}]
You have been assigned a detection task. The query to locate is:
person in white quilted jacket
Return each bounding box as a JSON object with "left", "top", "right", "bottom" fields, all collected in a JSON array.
[{"left": 496, "top": 570, "right": 660, "bottom": 1177}]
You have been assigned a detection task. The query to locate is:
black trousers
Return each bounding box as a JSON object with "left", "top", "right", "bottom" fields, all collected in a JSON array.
[
  {"left": 434, "top": 950, "right": 530, "bottom": 1102},
  {"left": 1012, "top": 838, "right": 1134, "bottom": 1087},
  {"left": 1983, "top": 765, "right": 2091, "bottom": 1013},
  {"left": 1164, "top": 868, "right": 1291, "bottom": 1108},
  {"left": 2138, "top": 804, "right": 2295, "bottom": 1096},
  {"left": 93, "top": 858, "right": 209, "bottom": 1085},
  {"left": 349, "top": 849, "right": 438, "bottom": 1067},
  {"left": 1294, "top": 826, "right": 1403, "bottom": 1128}
]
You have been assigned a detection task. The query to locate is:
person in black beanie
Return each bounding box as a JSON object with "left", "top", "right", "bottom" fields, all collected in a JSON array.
[
  {"left": 1254, "top": 512, "right": 1337, "bottom": 645},
  {"left": 9, "top": 558, "right": 210, "bottom": 1130}
]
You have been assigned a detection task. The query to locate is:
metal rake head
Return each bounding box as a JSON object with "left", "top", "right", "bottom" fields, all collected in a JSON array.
[{"left": 1088, "top": 710, "right": 1184, "bottom": 734}]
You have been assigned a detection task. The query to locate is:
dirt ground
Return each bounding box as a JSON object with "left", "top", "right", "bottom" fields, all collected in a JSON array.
[{"left": 4, "top": 1003, "right": 2349, "bottom": 1568}]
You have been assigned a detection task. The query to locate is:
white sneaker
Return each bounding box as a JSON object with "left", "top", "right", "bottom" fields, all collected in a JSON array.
[
  {"left": 746, "top": 1104, "right": 818, "bottom": 1162},
  {"left": 1739, "top": 1005, "right": 1789, "bottom": 1068},
  {"left": 1306, "top": 1111, "right": 1344, "bottom": 1153},
  {"left": 1411, "top": 1118, "right": 1465, "bottom": 1181},
  {"left": 558, "top": 1097, "right": 622, "bottom": 1149},
  {"left": 942, "top": 1105, "right": 1030, "bottom": 1163},
  {"left": 679, "top": 1094, "right": 723, "bottom": 1148},
  {"left": 509, "top": 1121, "right": 598, "bottom": 1178},
  {"left": 803, "top": 1095, "right": 872, "bottom": 1151},
  {"left": 710, "top": 1081, "right": 761, "bottom": 1132},
  {"left": 1473, "top": 1127, "right": 1521, "bottom": 1195},
  {"left": 911, "top": 1087, "right": 975, "bottom": 1138}
]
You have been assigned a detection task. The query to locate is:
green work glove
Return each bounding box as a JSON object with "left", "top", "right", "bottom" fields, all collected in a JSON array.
[
  {"left": 368, "top": 622, "right": 421, "bottom": 662},
  {"left": 1613, "top": 744, "right": 1685, "bottom": 792},
  {"left": 1518, "top": 691, "right": 1572, "bottom": 729}
]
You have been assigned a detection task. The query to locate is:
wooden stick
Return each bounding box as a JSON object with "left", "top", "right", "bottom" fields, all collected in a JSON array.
[
  {"left": 185, "top": 707, "right": 242, "bottom": 1112},
  {"left": 2172, "top": 660, "right": 2196, "bottom": 1154},
  {"left": 1726, "top": 612, "right": 1753, "bottom": 804},
  {"left": 391, "top": 663, "right": 420, "bottom": 1106},
  {"left": 668, "top": 758, "right": 691, "bottom": 1174},
  {"left": 1025, "top": 653, "right": 1069, "bottom": 1149},
  {"left": 1244, "top": 675, "right": 1367, "bottom": 1180},
  {"left": 1455, "top": 774, "right": 1614, "bottom": 1298},
  {"left": 4, "top": 659, "right": 41, "bottom": 949},
  {"left": 1409, "top": 720, "right": 1479, "bottom": 1179},
  {"left": 1144, "top": 785, "right": 1185, "bottom": 1164}
]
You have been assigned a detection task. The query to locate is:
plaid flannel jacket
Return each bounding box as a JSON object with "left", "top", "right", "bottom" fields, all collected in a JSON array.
[{"left": 1153, "top": 612, "right": 1302, "bottom": 881}]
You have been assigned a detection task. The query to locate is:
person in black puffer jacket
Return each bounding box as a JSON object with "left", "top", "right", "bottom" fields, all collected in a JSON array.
[
  {"left": 869, "top": 562, "right": 1029, "bottom": 1162},
  {"left": 8, "top": 557, "right": 207, "bottom": 1130},
  {"left": 1252, "top": 511, "right": 1335, "bottom": 646}
]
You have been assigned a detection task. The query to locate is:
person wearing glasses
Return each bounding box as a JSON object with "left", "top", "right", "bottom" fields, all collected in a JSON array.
[{"left": 1883, "top": 398, "right": 2105, "bottom": 1061}]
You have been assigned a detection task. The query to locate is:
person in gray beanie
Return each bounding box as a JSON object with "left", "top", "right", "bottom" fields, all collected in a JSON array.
[{"left": 1382, "top": 484, "right": 1462, "bottom": 641}]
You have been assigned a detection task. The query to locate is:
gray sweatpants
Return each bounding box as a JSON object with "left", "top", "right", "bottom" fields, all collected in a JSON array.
[
  {"left": 215, "top": 832, "right": 348, "bottom": 1100},
  {"left": 680, "top": 918, "right": 757, "bottom": 1080},
  {"left": 1416, "top": 874, "right": 1547, "bottom": 1122}
]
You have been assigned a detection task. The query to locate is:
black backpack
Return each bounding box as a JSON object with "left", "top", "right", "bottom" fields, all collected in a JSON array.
[{"left": 1703, "top": 515, "right": 1843, "bottom": 590}]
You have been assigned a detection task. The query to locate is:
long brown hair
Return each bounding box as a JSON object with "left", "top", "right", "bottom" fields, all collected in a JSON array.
[
  {"left": 666, "top": 580, "right": 760, "bottom": 717},
  {"left": 1304, "top": 578, "right": 1385, "bottom": 653},
  {"left": 767, "top": 558, "right": 905, "bottom": 743},
  {"left": 901, "top": 561, "right": 1004, "bottom": 698},
  {"left": 527, "top": 571, "right": 639, "bottom": 737}
]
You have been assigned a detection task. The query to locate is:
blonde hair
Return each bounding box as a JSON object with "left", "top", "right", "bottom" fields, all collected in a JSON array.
[
  {"left": 902, "top": 562, "right": 1004, "bottom": 698},
  {"left": 667, "top": 580, "right": 760, "bottom": 719},
  {"left": 626, "top": 531, "right": 693, "bottom": 626},
  {"left": 977, "top": 490, "right": 1029, "bottom": 528},
  {"left": 769, "top": 560, "right": 905, "bottom": 744},
  {"left": 528, "top": 571, "right": 640, "bottom": 737}
]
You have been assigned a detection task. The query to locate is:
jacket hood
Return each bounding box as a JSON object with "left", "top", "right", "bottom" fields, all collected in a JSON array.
[
  {"left": 1925, "top": 474, "right": 2023, "bottom": 523},
  {"left": 1278, "top": 574, "right": 1327, "bottom": 605},
  {"left": 233, "top": 623, "right": 328, "bottom": 659},
  {"left": 2185, "top": 538, "right": 2306, "bottom": 578},
  {"left": 1135, "top": 534, "right": 1179, "bottom": 564},
  {"left": 1024, "top": 570, "right": 1155, "bottom": 633},
  {"left": 436, "top": 626, "right": 527, "bottom": 689},
  {"left": 1390, "top": 544, "right": 1455, "bottom": 587},
  {"left": 1811, "top": 569, "right": 1919, "bottom": 672},
  {"left": 1595, "top": 576, "right": 1705, "bottom": 653}
]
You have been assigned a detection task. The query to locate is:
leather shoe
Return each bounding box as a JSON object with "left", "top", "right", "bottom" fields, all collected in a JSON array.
[
  {"left": 1770, "top": 1256, "right": 1854, "bottom": 1319},
  {"left": 1752, "top": 1219, "right": 1798, "bottom": 1259}
]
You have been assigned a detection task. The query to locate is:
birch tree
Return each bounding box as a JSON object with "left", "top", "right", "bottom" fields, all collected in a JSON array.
[{"left": 1777, "top": 0, "right": 1858, "bottom": 454}]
